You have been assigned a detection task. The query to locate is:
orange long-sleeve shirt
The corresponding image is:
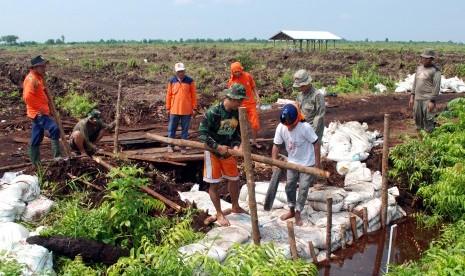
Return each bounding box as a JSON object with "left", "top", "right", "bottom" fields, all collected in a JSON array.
[
  {"left": 228, "top": 71, "right": 256, "bottom": 107},
  {"left": 22, "top": 71, "right": 50, "bottom": 119},
  {"left": 166, "top": 75, "right": 197, "bottom": 115}
]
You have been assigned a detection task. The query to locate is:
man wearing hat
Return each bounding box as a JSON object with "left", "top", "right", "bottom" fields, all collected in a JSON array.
[
  {"left": 69, "top": 109, "right": 115, "bottom": 157},
  {"left": 272, "top": 103, "right": 320, "bottom": 226},
  {"left": 409, "top": 48, "right": 441, "bottom": 133},
  {"left": 199, "top": 83, "right": 248, "bottom": 227},
  {"left": 22, "top": 55, "right": 62, "bottom": 166},
  {"left": 166, "top": 62, "right": 198, "bottom": 154}
]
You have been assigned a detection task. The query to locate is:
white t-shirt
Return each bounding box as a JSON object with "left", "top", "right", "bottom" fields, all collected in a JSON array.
[{"left": 273, "top": 122, "right": 318, "bottom": 166}]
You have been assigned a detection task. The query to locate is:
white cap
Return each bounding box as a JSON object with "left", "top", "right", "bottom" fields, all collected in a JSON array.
[{"left": 174, "top": 62, "right": 185, "bottom": 72}]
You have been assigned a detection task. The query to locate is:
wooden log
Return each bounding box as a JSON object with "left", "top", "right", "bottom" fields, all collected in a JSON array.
[
  {"left": 113, "top": 80, "right": 122, "bottom": 154},
  {"left": 239, "top": 107, "right": 260, "bottom": 245},
  {"left": 99, "top": 151, "right": 186, "bottom": 166},
  {"left": 308, "top": 241, "right": 318, "bottom": 264},
  {"left": 67, "top": 173, "right": 104, "bottom": 191},
  {"left": 287, "top": 221, "right": 298, "bottom": 261},
  {"left": 92, "top": 156, "right": 182, "bottom": 212},
  {"left": 350, "top": 214, "right": 358, "bottom": 240},
  {"left": 146, "top": 133, "right": 330, "bottom": 179},
  {"left": 44, "top": 84, "right": 72, "bottom": 158},
  {"left": 362, "top": 207, "right": 368, "bottom": 236},
  {"left": 381, "top": 114, "right": 391, "bottom": 228},
  {"left": 203, "top": 208, "right": 232, "bottom": 225},
  {"left": 326, "top": 195, "right": 333, "bottom": 260},
  {"left": 341, "top": 224, "right": 347, "bottom": 249}
]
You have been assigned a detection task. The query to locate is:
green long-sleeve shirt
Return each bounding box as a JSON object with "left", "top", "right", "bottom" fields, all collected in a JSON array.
[
  {"left": 411, "top": 65, "right": 441, "bottom": 101},
  {"left": 296, "top": 87, "right": 326, "bottom": 140}
]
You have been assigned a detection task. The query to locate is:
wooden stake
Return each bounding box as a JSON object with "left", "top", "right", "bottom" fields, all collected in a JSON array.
[
  {"left": 239, "top": 107, "right": 260, "bottom": 245},
  {"left": 326, "top": 195, "right": 333, "bottom": 260},
  {"left": 350, "top": 214, "right": 358, "bottom": 240},
  {"left": 67, "top": 173, "right": 104, "bottom": 191},
  {"left": 287, "top": 221, "right": 298, "bottom": 261},
  {"left": 92, "top": 156, "right": 182, "bottom": 212},
  {"left": 146, "top": 133, "right": 330, "bottom": 179},
  {"left": 308, "top": 241, "right": 318, "bottom": 264},
  {"left": 341, "top": 224, "right": 347, "bottom": 249},
  {"left": 44, "top": 84, "right": 72, "bottom": 158},
  {"left": 113, "top": 80, "right": 122, "bottom": 154},
  {"left": 381, "top": 114, "right": 391, "bottom": 228},
  {"left": 362, "top": 207, "right": 368, "bottom": 235},
  {"left": 203, "top": 208, "right": 232, "bottom": 225}
]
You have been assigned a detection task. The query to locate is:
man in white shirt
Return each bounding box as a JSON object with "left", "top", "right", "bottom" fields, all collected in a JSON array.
[{"left": 272, "top": 103, "right": 320, "bottom": 226}]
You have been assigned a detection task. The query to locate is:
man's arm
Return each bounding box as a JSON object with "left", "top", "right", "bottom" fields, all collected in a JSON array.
[
  {"left": 191, "top": 81, "right": 198, "bottom": 117},
  {"left": 166, "top": 81, "right": 173, "bottom": 116},
  {"left": 313, "top": 140, "right": 321, "bottom": 168},
  {"left": 313, "top": 94, "right": 326, "bottom": 136}
]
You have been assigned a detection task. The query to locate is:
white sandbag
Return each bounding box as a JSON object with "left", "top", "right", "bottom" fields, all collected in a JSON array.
[
  {"left": 336, "top": 161, "right": 362, "bottom": 176},
  {"left": 222, "top": 213, "right": 252, "bottom": 232},
  {"left": 315, "top": 211, "right": 352, "bottom": 228},
  {"left": 273, "top": 238, "right": 313, "bottom": 260},
  {"left": 10, "top": 175, "right": 40, "bottom": 202},
  {"left": 204, "top": 225, "right": 250, "bottom": 251},
  {"left": 344, "top": 184, "right": 375, "bottom": 204},
  {"left": 293, "top": 225, "right": 327, "bottom": 249},
  {"left": 0, "top": 222, "right": 29, "bottom": 251},
  {"left": 308, "top": 186, "right": 347, "bottom": 203},
  {"left": 353, "top": 198, "right": 382, "bottom": 221},
  {"left": 8, "top": 240, "right": 54, "bottom": 275},
  {"left": 21, "top": 195, "right": 54, "bottom": 222},
  {"left": 388, "top": 186, "right": 400, "bottom": 197},
  {"left": 179, "top": 190, "right": 232, "bottom": 215},
  {"left": 1, "top": 171, "right": 23, "bottom": 184},
  {"left": 309, "top": 200, "right": 344, "bottom": 213},
  {"left": 0, "top": 183, "right": 23, "bottom": 202},
  {"left": 0, "top": 200, "right": 26, "bottom": 222},
  {"left": 178, "top": 242, "right": 227, "bottom": 262},
  {"left": 371, "top": 171, "right": 382, "bottom": 191},
  {"left": 344, "top": 166, "right": 372, "bottom": 188}
]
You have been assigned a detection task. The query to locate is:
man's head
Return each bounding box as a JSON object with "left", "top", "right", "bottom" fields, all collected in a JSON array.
[
  {"left": 293, "top": 69, "right": 312, "bottom": 92},
  {"left": 420, "top": 48, "right": 435, "bottom": 67},
  {"left": 30, "top": 55, "right": 49, "bottom": 76},
  {"left": 231, "top": 61, "right": 244, "bottom": 78},
  {"left": 174, "top": 62, "right": 186, "bottom": 80},
  {"left": 225, "top": 83, "right": 246, "bottom": 110},
  {"left": 88, "top": 109, "right": 102, "bottom": 124},
  {"left": 280, "top": 104, "right": 298, "bottom": 126}
]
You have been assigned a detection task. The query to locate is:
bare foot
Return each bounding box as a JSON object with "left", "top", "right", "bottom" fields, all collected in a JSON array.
[
  {"left": 295, "top": 211, "right": 303, "bottom": 226},
  {"left": 216, "top": 214, "right": 230, "bottom": 227},
  {"left": 231, "top": 206, "right": 248, "bottom": 214},
  {"left": 280, "top": 211, "right": 295, "bottom": 221}
]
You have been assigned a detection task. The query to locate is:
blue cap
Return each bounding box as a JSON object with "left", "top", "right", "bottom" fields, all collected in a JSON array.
[{"left": 280, "top": 104, "right": 298, "bottom": 126}]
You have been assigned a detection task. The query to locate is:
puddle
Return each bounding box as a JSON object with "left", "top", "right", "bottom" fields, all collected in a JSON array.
[{"left": 317, "top": 216, "right": 440, "bottom": 275}]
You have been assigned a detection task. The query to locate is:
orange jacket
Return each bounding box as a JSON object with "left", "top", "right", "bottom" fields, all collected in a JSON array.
[
  {"left": 228, "top": 71, "right": 256, "bottom": 107},
  {"left": 166, "top": 75, "right": 197, "bottom": 115},
  {"left": 22, "top": 70, "right": 50, "bottom": 119}
]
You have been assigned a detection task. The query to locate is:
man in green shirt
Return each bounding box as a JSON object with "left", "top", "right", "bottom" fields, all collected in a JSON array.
[
  {"left": 409, "top": 48, "right": 441, "bottom": 133},
  {"left": 199, "top": 83, "right": 248, "bottom": 227},
  {"left": 70, "top": 109, "right": 115, "bottom": 157}
]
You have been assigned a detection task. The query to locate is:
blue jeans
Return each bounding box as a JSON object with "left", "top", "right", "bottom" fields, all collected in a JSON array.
[
  {"left": 167, "top": 114, "right": 191, "bottom": 141},
  {"left": 30, "top": 115, "right": 60, "bottom": 147}
]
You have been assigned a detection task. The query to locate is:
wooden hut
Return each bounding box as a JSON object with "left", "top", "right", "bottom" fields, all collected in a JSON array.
[{"left": 269, "top": 30, "right": 342, "bottom": 51}]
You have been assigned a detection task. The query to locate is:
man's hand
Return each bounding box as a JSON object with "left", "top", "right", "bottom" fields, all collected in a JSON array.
[
  {"left": 427, "top": 101, "right": 435, "bottom": 111},
  {"left": 192, "top": 110, "right": 197, "bottom": 118},
  {"left": 409, "top": 95, "right": 414, "bottom": 109},
  {"left": 166, "top": 109, "right": 170, "bottom": 116},
  {"left": 217, "top": 145, "right": 229, "bottom": 156}
]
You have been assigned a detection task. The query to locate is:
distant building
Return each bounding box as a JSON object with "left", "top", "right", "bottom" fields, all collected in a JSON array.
[{"left": 269, "top": 30, "right": 342, "bottom": 51}]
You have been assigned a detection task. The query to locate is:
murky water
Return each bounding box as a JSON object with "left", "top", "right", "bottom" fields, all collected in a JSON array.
[{"left": 318, "top": 216, "right": 440, "bottom": 275}]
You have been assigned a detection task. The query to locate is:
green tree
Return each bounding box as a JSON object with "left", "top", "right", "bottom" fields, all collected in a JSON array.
[{"left": 1, "top": 35, "right": 19, "bottom": 44}]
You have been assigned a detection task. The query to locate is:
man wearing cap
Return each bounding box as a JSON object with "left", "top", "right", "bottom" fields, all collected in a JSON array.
[
  {"left": 228, "top": 61, "right": 262, "bottom": 148},
  {"left": 294, "top": 69, "right": 325, "bottom": 166},
  {"left": 272, "top": 103, "right": 320, "bottom": 226},
  {"left": 409, "top": 49, "right": 441, "bottom": 133},
  {"left": 69, "top": 109, "right": 115, "bottom": 157},
  {"left": 166, "top": 62, "right": 198, "bottom": 154},
  {"left": 22, "top": 55, "right": 62, "bottom": 166},
  {"left": 199, "top": 83, "right": 248, "bottom": 227}
]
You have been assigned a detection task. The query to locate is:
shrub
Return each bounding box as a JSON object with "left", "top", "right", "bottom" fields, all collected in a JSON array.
[{"left": 56, "top": 83, "right": 97, "bottom": 119}]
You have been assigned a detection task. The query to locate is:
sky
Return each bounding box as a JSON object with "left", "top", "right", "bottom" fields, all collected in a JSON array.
[{"left": 1, "top": 0, "right": 464, "bottom": 43}]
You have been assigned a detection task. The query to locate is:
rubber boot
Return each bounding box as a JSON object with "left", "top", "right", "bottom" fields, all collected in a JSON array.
[
  {"left": 29, "top": 146, "right": 41, "bottom": 166},
  {"left": 51, "top": 140, "right": 63, "bottom": 161}
]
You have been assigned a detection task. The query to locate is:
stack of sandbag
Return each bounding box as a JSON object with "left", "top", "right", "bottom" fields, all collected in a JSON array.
[
  {"left": 395, "top": 74, "right": 465, "bottom": 93},
  {"left": 239, "top": 182, "right": 287, "bottom": 210},
  {"left": 307, "top": 186, "right": 347, "bottom": 212},
  {"left": 179, "top": 185, "right": 232, "bottom": 215}
]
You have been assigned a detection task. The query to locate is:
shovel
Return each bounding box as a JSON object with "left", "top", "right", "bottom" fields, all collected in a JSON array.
[{"left": 263, "top": 167, "right": 282, "bottom": 211}]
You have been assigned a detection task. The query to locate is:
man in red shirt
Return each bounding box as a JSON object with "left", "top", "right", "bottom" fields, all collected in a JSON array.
[{"left": 22, "top": 55, "right": 62, "bottom": 166}]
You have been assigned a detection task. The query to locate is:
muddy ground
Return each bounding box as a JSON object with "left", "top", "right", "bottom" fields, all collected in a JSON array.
[{"left": 0, "top": 45, "right": 463, "bottom": 255}]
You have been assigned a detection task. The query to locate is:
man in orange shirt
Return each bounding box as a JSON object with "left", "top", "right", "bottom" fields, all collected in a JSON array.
[
  {"left": 228, "top": 61, "right": 262, "bottom": 148},
  {"left": 22, "top": 55, "right": 62, "bottom": 166},
  {"left": 166, "top": 62, "right": 198, "bottom": 154}
]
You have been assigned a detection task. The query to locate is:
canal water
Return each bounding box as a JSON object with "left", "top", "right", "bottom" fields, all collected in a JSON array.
[{"left": 317, "top": 216, "right": 441, "bottom": 275}]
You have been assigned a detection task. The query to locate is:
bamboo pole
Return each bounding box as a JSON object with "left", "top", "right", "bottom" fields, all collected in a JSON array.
[
  {"left": 326, "top": 195, "right": 333, "bottom": 260},
  {"left": 287, "top": 221, "right": 298, "bottom": 261},
  {"left": 381, "top": 114, "right": 391, "bottom": 228},
  {"left": 92, "top": 156, "right": 182, "bottom": 212},
  {"left": 341, "top": 224, "right": 347, "bottom": 249},
  {"left": 146, "top": 133, "right": 330, "bottom": 179},
  {"left": 239, "top": 107, "right": 260, "bottom": 245},
  {"left": 113, "top": 80, "right": 122, "bottom": 154},
  {"left": 67, "top": 173, "right": 104, "bottom": 191},
  {"left": 44, "top": 84, "right": 72, "bottom": 157},
  {"left": 350, "top": 214, "right": 358, "bottom": 240},
  {"left": 362, "top": 207, "right": 368, "bottom": 236},
  {"left": 308, "top": 241, "right": 318, "bottom": 264},
  {"left": 203, "top": 208, "right": 232, "bottom": 225}
]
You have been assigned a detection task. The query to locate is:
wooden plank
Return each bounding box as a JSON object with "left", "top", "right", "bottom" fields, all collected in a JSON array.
[{"left": 99, "top": 151, "right": 186, "bottom": 166}]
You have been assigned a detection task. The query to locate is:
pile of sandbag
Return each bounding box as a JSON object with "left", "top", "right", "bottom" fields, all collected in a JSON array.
[{"left": 395, "top": 74, "right": 465, "bottom": 93}]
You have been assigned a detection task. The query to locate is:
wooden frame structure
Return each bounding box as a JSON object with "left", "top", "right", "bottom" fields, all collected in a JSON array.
[{"left": 269, "top": 30, "right": 342, "bottom": 52}]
